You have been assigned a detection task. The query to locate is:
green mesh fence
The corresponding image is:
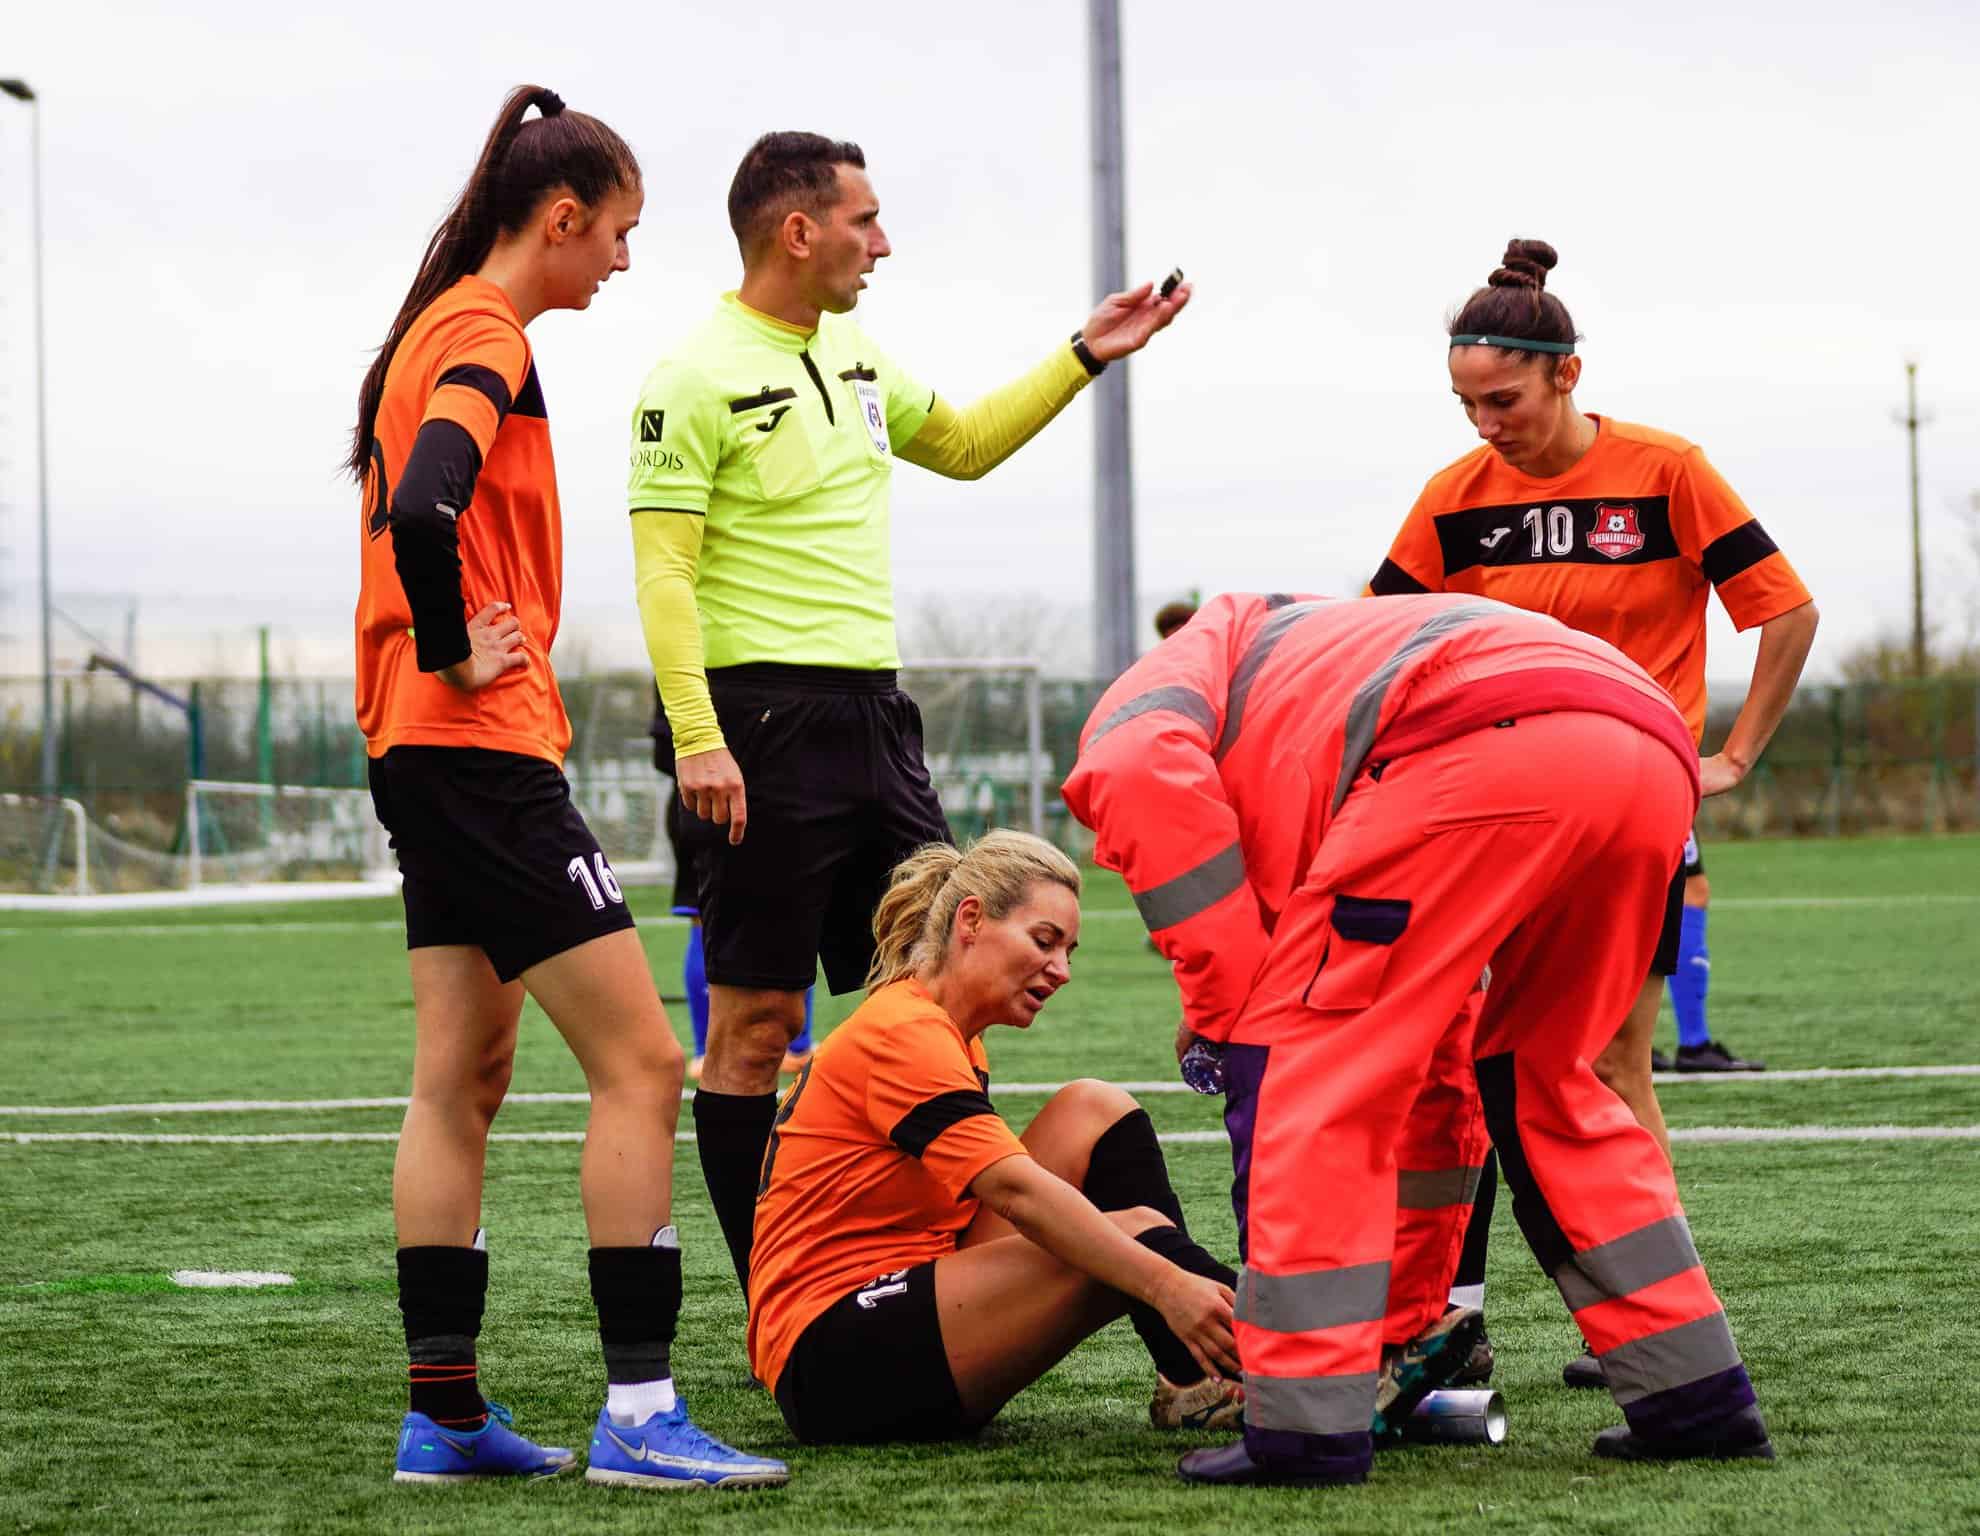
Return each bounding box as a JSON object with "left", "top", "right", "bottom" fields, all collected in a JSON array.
[{"left": 1, "top": 670, "right": 1975, "bottom": 893}]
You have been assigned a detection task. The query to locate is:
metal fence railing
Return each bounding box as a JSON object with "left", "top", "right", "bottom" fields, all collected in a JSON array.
[{"left": 2, "top": 671, "right": 1975, "bottom": 892}]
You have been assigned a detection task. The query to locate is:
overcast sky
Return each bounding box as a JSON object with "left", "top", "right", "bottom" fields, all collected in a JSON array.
[{"left": 2, "top": 0, "right": 1976, "bottom": 688}]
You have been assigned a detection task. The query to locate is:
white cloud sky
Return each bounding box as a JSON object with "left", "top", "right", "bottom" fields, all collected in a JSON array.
[{"left": 1, "top": 0, "right": 1976, "bottom": 690}]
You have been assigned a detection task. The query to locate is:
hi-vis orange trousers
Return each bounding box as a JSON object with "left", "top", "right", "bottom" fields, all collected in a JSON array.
[{"left": 1219, "top": 713, "right": 1756, "bottom": 1481}]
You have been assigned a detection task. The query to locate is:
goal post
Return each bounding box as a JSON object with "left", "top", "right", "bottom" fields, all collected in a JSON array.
[{"left": 896, "top": 658, "right": 1047, "bottom": 840}]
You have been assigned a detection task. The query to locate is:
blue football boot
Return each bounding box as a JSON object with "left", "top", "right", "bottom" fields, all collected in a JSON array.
[
  {"left": 392, "top": 1403, "right": 576, "bottom": 1483},
  {"left": 584, "top": 1400, "right": 790, "bottom": 1490}
]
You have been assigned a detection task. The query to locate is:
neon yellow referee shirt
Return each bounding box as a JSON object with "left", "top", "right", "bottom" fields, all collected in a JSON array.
[
  {"left": 630, "top": 293, "right": 1093, "bottom": 758},
  {"left": 629, "top": 293, "right": 935, "bottom": 671}
]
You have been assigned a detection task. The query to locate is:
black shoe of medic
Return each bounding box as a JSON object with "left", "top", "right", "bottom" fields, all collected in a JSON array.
[
  {"left": 1593, "top": 1404, "right": 1776, "bottom": 1462},
  {"left": 1651, "top": 1048, "right": 1676, "bottom": 1073},
  {"left": 1563, "top": 1346, "right": 1606, "bottom": 1389},
  {"left": 1176, "top": 1440, "right": 1366, "bottom": 1488},
  {"left": 1676, "top": 1039, "right": 1768, "bottom": 1072}
]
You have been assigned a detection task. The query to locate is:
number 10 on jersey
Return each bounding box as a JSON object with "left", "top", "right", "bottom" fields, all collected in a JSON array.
[{"left": 567, "top": 852, "right": 625, "bottom": 910}]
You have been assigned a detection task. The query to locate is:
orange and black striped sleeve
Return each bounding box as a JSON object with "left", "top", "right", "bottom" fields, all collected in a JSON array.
[
  {"left": 1368, "top": 493, "right": 1448, "bottom": 596},
  {"left": 1671, "top": 448, "right": 1811, "bottom": 631},
  {"left": 861, "top": 1015, "right": 1025, "bottom": 1201},
  {"left": 391, "top": 312, "right": 532, "bottom": 672}
]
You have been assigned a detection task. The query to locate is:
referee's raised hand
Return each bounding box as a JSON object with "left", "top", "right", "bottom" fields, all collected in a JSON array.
[
  {"left": 678, "top": 745, "right": 748, "bottom": 845},
  {"left": 436, "top": 601, "right": 528, "bottom": 693},
  {"left": 1080, "top": 278, "right": 1193, "bottom": 364}
]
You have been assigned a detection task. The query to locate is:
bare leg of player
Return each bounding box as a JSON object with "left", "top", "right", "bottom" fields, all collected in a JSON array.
[
  {"left": 521, "top": 930, "right": 683, "bottom": 1246},
  {"left": 396, "top": 946, "right": 522, "bottom": 1245},
  {"left": 1593, "top": 974, "right": 1672, "bottom": 1163}
]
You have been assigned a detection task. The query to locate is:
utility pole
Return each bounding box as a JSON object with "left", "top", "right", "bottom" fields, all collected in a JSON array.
[
  {"left": 1900, "top": 359, "right": 1928, "bottom": 678},
  {"left": 1088, "top": 0, "right": 1136, "bottom": 679}
]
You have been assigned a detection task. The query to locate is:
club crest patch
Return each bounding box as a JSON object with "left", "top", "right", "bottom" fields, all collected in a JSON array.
[
  {"left": 853, "top": 379, "right": 890, "bottom": 455},
  {"left": 1587, "top": 502, "right": 1646, "bottom": 559}
]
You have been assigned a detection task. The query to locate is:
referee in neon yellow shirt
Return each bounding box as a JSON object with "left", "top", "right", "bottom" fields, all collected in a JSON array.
[{"left": 629, "top": 131, "right": 1191, "bottom": 1289}]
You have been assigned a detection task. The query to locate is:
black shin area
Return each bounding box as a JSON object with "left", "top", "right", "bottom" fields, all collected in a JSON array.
[
  {"left": 1453, "top": 1146, "right": 1498, "bottom": 1290},
  {"left": 398, "top": 1244, "right": 489, "bottom": 1425},
  {"left": 692, "top": 1089, "right": 779, "bottom": 1292},
  {"left": 588, "top": 1243, "right": 683, "bottom": 1383},
  {"left": 1083, "top": 1107, "right": 1187, "bottom": 1231},
  {"left": 1125, "top": 1224, "right": 1237, "bottom": 1385}
]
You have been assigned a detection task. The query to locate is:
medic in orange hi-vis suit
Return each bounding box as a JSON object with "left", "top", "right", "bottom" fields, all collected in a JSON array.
[{"left": 1062, "top": 592, "right": 1773, "bottom": 1488}]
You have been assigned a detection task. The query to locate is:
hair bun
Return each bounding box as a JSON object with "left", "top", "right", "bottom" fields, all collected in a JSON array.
[
  {"left": 532, "top": 88, "right": 566, "bottom": 118},
  {"left": 1487, "top": 237, "right": 1557, "bottom": 292}
]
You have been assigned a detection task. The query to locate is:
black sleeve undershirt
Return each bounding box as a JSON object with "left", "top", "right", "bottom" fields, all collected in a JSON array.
[{"left": 389, "top": 418, "right": 483, "bottom": 673}]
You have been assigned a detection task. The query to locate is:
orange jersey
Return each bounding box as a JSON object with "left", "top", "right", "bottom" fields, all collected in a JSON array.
[
  {"left": 1370, "top": 417, "right": 1811, "bottom": 742},
  {"left": 354, "top": 276, "right": 570, "bottom": 762},
  {"left": 746, "top": 979, "right": 1027, "bottom": 1392}
]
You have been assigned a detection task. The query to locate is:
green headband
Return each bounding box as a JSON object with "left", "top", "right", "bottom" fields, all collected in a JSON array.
[{"left": 1449, "top": 333, "right": 1575, "bottom": 355}]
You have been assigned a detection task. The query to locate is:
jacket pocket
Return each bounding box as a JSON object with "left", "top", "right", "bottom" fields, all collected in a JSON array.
[{"left": 1300, "top": 894, "right": 1412, "bottom": 1011}]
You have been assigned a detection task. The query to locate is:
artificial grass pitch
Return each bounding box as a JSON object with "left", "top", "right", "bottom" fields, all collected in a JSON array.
[{"left": 2, "top": 834, "right": 1978, "bottom": 1533}]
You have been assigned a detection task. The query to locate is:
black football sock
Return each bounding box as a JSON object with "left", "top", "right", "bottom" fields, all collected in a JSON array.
[
  {"left": 692, "top": 1088, "right": 779, "bottom": 1293},
  {"left": 398, "top": 1236, "right": 489, "bottom": 1427},
  {"left": 1128, "top": 1224, "right": 1239, "bottom": 1386},
  {"left": 589, "top": 1229, "right": 683, "bottom": 1422},
  {"left": 1449, "top": 1147, "right": 1497, "bottom": 1311},
  {"left": 1082, "top": 1107, "right": 1188, "bottom": 1231}
]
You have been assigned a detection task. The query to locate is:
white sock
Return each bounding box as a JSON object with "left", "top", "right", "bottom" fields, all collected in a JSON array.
[
  {"left": 1448, "top": 1283, "right": 1486, "bottom": 1311},
  {"left": 607, "top": 1378, "right": 676, "bottom": 1425}
]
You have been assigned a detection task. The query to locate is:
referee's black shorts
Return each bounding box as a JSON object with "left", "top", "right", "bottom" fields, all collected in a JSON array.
[
  {"left": 681, "top": 663, "right": 952, "bottom": 994},
  {"left": 367, "top": 745, "right": 636, "bottom": 983},
  {"left": 1651, "top": 826, "right": 1706, "bottom": 977}
]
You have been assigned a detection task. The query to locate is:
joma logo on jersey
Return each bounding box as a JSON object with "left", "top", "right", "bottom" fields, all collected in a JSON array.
[
  {"left": 1587, "top": 502, "right": 1646, "bottom": 560},
  {"left": 639, "top": 410, "right": 666, "bottom": 443}
]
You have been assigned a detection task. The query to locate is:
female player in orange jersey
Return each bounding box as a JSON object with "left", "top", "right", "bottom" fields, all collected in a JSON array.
[
  {"left": 350, "top": 85, "right": 784, "bottom": 1490},
  {"left": 747, "top": 831, "right": 1244, "bottom": 1445},
  {"left": 1370, "top": 239, "right": 1818, "bottom": 1386}
]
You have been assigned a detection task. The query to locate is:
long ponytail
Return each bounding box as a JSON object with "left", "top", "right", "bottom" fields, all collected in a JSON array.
[
  {"left": 346, "top": 85, "right": 639, "bottom": 480},
  {"left": 866, "top": 832, "right": 1082, "bottom": 992}
]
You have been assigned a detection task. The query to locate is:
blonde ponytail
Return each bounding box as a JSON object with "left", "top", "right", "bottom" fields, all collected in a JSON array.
[{"left": 865, "top": 831, "right": 1081, "bottom": 992}]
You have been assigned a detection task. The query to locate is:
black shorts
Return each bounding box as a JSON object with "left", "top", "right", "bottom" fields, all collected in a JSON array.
[
  {"left": 367, "top": 745, "right": 636, "bottom": 983},
  {"left": 663, "top": 792, "right": 702, "bottom": 917},
  {"left": 1651, "top": 827, "right": 1706, "bottom": 976},
  {"left": 772, "top": 1261, "right": 970, "bottom": 1445},
  {"left": 683, "top": 664, "right": 952, "bottom": 994}
]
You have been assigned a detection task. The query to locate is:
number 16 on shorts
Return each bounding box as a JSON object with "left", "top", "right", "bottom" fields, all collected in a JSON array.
[{"left": 567, "top": 851, "right": 625, "bottom": 910}]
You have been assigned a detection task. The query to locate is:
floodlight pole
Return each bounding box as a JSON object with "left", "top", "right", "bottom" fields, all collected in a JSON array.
[
  {"left": 1088, "top": 0, "right": 1136, "bottom": 680},
  {"left": 1, "top": 78, "right": 54, "bottom": 797}
]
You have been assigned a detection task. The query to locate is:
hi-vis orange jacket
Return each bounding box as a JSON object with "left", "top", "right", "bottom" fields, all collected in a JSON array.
[{"left": 1061, "top": 593, "right": 1698, "bottom": 1044}]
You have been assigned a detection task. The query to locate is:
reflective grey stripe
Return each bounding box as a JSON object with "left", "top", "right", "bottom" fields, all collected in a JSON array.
[
  {"left": 1214, "top": 600, "right": 1331, "bottom": 760},
  {"left": 1396, "top": 1165, "right": 1483, "bottom": 1210},
  {"left": 1244, "top": 1371, "right": 1382, "bottom": 1436},
  {"left": 1553, "top": 1214, "right": 1702, "bottom": 1314},
  {"left": 1130, "top": 842, "right": 1246, "bottom": 932},
  {"left": 1331, "top": 600, "right": 1505, "bottom": 813},
  {"left": 1086, "top": 684, "right": 1218, "bottom": 749},
  {"left": 1599, "top": 1310, "right": 1743, "bottom": 1406},
  {"left": 1235, "top": 1260, "right": 1391, "bottom": 1334}
]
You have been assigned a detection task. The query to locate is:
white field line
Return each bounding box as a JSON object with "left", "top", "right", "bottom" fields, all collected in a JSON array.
[
  {"left": 1148, "top": 1124, "right": 1980, "bottom": 1148},
  {"left": 5, "top": 891, "right": 1976, "bottom": 938},
  {"left": 5, "top": 1063, "right": 1978, "bottom": 1120},
  {"left": 8, "top": 1125, "right": 1980, "bottom": 1149},
  {"left": 0, "top": 915, "right": 692, "bottom": 939}
]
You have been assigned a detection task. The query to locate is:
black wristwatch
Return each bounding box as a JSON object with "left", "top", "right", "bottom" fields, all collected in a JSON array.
[{"left": 1070, "top": 331, "right": 1107, "bottom": 377}]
